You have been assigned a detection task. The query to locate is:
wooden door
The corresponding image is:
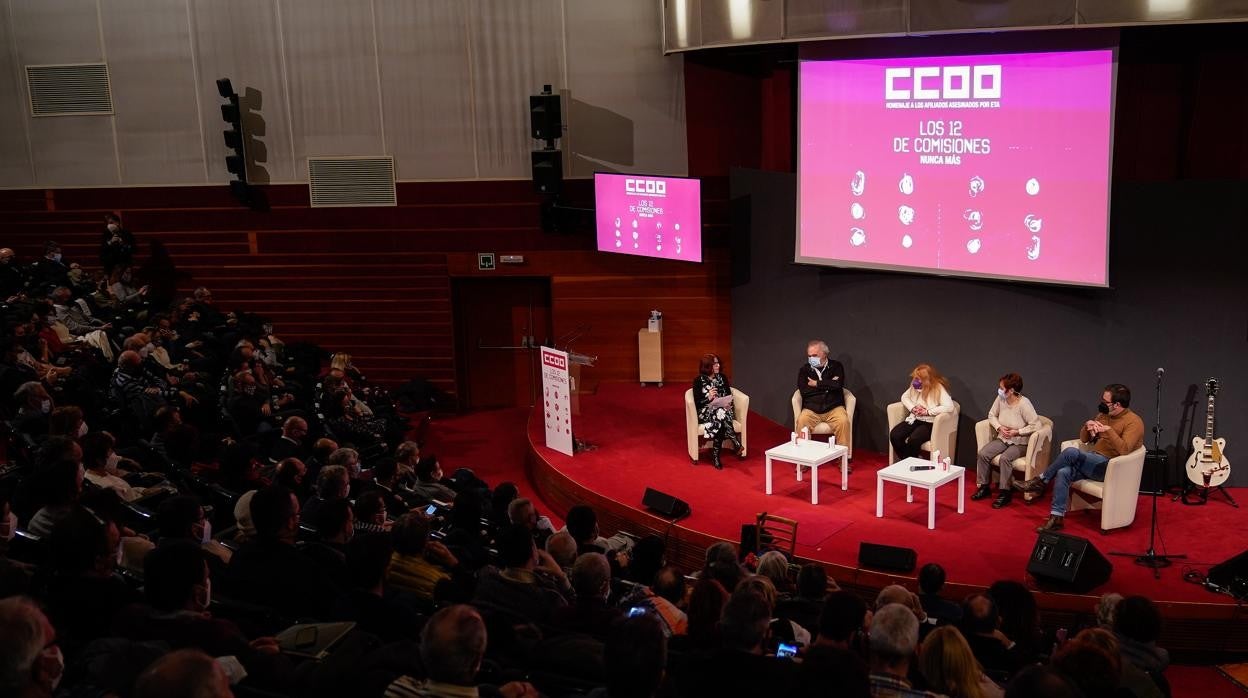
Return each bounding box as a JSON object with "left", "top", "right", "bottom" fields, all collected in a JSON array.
[{"left": 452, "top": 277, "right": 552, "bottom": 410}]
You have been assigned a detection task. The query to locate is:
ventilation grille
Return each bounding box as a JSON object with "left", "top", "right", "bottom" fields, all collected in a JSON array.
[
  {"left": 308, "top": 157, "right": 397, "bottom": 207},
  {"left": 25, "top": 63, "right": 113, "bottom": 116}
]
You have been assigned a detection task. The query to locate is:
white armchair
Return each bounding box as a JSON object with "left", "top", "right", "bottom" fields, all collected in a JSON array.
[
  {"left": 791, "top": 388, "right": 856, "bottom": 458},
  {"left": 887, "top": 400, "right": 961, "bottom": 464},
  {"left": 1061, "top": 440, "right": 1147, "bottom": 532},
  {"left": 974, "top": 417, "right": 1054, "bottom": 501},
  {"left": 684, "top": 387, "right": 749, "bottom": 463}
]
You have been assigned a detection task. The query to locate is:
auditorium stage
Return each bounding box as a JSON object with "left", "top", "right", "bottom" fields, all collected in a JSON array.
[{"left": 525, "top": 383, "right": 1248, "bottom": 653}]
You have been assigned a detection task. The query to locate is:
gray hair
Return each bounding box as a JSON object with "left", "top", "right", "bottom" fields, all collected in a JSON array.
[
  {"left": 571, "top": 552, "right": 611, "bottom": 599},
  {"left": 545, "top": 531, "right": 578, "bottom": 569},
  {"left": 327, "top": 448, "right": 360, "bottom": 474},
  {"left": 316, "top": 465, "right": 350, "bottom": 498},
  {"left": 755, "top": 551, "right": 790, "bottom": 590},
  {"left": 420, "top": 605, "right": 487, "bottom": 684},
  {"left": 395, "top": 440, "right": 420, "bottom": 463},
  {"left": 0, "top": 597, "right": 49, "bottom": 694},
  {"left": 807, "top": 340, "right": 829, "bottom": 356},
  {"left": 1096, "top": 592, "right": 1124, "bottom": 628},
  {"left": 134, "top": 648, "right": 225, "bottom": 698},
  {"left": 507, "top": 497, "right": 534, "bottom": 525},
  {"left": 870, "top": 603, "right": 920, "bottom": 662}
]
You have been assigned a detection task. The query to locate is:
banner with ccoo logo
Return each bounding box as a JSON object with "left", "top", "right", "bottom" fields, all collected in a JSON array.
[{"left": 540, "top": 346, "right": 574, "bottom": 456}]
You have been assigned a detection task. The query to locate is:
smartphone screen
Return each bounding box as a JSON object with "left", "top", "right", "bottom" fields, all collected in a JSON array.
[
  {"left": 627, "top": 607, "right": 646, "bottom": 618},
  {"left": 425, "top": 504, "right": 438, "bottom": 516},
  {"left": 776, "top": 643, "right": 797, "bottom": 658}
]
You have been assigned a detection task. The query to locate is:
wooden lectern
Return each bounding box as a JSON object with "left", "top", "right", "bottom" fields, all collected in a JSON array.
[{"left": 638, "top": 329, "right": 663, "bottom": 386}]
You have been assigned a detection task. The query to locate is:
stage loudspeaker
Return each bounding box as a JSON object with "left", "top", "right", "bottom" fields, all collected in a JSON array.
[
  {"left": 858, "top": 542, "right": 917, "bottom": 573},
  {"left": 1207, "top": 549, "right": 1248, "bottom": 597},
  {"left": 531, "top": 149, "right": 562, "bottom": 195},
  {"left": 642, "top": 487, "right": 690, "bottom": 519},
  {"left": 1026, "top": 531, "right": 1112, "bottom": 593},
  {"left": 529, "top": 88, "right": 562, "bottom": 140},
  {"left": 1139, "top": 449, "right": 1169, "bottom": 494}
]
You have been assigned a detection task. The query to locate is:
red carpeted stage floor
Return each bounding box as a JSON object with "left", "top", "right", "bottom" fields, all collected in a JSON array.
[{"left": 522, "top": 383, "right": 1248, "bottom": 652}]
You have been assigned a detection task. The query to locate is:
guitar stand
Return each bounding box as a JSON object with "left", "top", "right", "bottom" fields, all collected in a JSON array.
[{"left": 1177, "top": 482, "right": 1239, "bottom": 507}]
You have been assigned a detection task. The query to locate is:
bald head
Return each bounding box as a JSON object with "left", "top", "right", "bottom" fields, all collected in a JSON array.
[
  {"left": 118, "top": 350, "right": 143, "bottom": 369},
  {"left": 420, "top": 605, "right": 487, "bottom": 685},
  {"left": 134, "top": 649, "right": 233, "bottom": 698},
  {"left": 282, "top": 416, "right": 308, "bottom": 439},
  {"left": 545, "top": 531, "right": 577, "bottom": 569}
]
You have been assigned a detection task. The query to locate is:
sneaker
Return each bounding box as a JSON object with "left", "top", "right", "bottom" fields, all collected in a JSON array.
[
  {"left": 1019, "top": 476, "right": 1047, "bottom": 494},
  {"left": 992, "top": 490, "right": 1013, "bottom": 509},
  {"left": 1035, "top": 515, "right": 1064, "bottom": 533},
  {"left": 971, "top": 485, "right": 993, "bottom": 501}
]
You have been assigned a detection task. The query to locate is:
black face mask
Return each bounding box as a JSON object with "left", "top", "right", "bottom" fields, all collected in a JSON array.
[{"left": 1097, "top": 402, "right": 1111, "bottom": 414}]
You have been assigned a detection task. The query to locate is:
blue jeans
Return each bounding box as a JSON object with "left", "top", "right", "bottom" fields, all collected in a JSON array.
[{"left": 1041, "top": 447, "right": 1109, "bottom": 517}]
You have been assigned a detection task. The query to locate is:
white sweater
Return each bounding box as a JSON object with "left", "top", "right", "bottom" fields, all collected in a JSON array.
[{"left": 900, "top": 384, "right": 954, "bottom": 423}]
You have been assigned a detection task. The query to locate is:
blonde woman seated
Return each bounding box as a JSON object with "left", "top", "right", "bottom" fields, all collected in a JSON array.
[
  {"left": 889, "top": 363, "right": 955, "bottom": 460},
  {"left": 919, "top": 625, "right": 1004, "bottom": 698},
  {"left": 972, "top": 373, "right": 1041, "bottom": 509}
]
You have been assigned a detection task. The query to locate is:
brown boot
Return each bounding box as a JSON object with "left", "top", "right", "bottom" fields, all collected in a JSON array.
[
  {"left": 1019, "top": 476, "right": 1047, "bottom": 495},
  {"left": 1035, "top": 515, "right": 1064, "bottom": 533}
]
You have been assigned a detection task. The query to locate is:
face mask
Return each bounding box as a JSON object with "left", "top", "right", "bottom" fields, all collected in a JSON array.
[
  {"left": 807, "top": 356, "right": 821, "bottom": 368},
  {"left": 0, "top": 511, "right": 17, "bottom": 541},
  {"left": 198, "top": 518, "right": 213, "bottom": 545},
  {"left": 1097, "top": 402, "right": 1111, "bottom": 414},
  {"left": 997, "top": 388, "right": 1007, "bottom": 399},
  {"left": 138, "top": 344, "right": 152, "bottom": 358},
  {"left": 912, "top": 379, "right": 923, "bottom": 390},
  {"left": 51, "top": 253, "right": 62, "bottom": 263},
  {"left": 40, "top": 399, "right": 52, "bottom": 414},
  {"left": 77, "top": 421, "right": 89, "bottom": 438},
  {"left": 115, "top": 543, "right": 125, "bottom": 567},
  {"left": 106, "top": 452, "right": 122, "bottom": 474},
  {"left": 107, "top": 223, "right": 119, "bottom": 233},
  {"left": 41, "top": 645, "right": 65, "bottom": 692}
]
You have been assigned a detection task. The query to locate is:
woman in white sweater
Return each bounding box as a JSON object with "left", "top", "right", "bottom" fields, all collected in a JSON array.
[
  {"left": 890, "top": 363, "right": 955, "bottom": 460},
  {"left": 972, "top": 372, "right": 1041, "bottom": 508}
]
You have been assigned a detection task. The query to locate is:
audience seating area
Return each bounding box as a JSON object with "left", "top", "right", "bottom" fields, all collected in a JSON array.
[{"left": 0, "top": 219, "right": 1183, "bottom": 698}]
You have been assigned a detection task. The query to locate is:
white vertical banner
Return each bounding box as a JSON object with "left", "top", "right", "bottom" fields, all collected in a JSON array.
[{"left": 541, "top": 346, "right": 574, "bottom": 456}]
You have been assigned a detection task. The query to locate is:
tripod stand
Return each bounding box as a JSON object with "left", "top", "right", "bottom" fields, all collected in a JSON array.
[{"left": 1110, "top": 369, "right": 1185, "bottom": 579}]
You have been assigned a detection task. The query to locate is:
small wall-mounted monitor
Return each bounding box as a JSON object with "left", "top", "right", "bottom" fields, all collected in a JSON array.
[{"left": 595, "top": 172, "right": 702, "bottom": 263}]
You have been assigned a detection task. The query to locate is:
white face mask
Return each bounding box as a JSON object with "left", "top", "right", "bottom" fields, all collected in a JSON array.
[
  {"left": 77, "top": 421, "right": 89, "bottom": 438},
  {"left": 42, "top": 645, "right": 65, "bottom": 692},
  {"left": 107, "top": 223, "right": 120, "bottom": 233},
  {"left": 115, "top": 543, "right": 125, "bottom": 567},
  {"left": 198, "top": 518, "right": 213, "bottom": 545},
  {"left": 40, "top": 399, "right": 52, "bottom": 414},
  {"left": 0, "top": 511, "right": 17, "bottom": 542},
  {"left": 106, "top": 452, "right": 122, "bottom": 474},
  {"left": 997, "top": 388, "right": 1007, "bottom": 400}
]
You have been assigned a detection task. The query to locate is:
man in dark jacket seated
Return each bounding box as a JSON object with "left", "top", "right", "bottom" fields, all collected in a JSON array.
[{"left": 224, "top": 485, "right": 336, "bottom": 620}]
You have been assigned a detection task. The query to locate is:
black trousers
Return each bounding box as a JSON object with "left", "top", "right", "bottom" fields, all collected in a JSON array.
[{"left": 890, "top": 419, "right": 934, "bottom": 460}]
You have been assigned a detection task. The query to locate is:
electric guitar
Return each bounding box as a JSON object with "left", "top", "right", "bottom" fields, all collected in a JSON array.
[{"left": 1186, "top": 378, "right": 1230, "bottom": 488}]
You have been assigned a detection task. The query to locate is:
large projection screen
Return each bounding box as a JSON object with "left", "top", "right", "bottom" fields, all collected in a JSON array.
[{"left": 797, "top": 49, "right": 1116, "bottom": 287}]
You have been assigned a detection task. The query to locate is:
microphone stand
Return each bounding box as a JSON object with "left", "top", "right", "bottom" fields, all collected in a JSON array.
[{"left": 1109, "top": 370, "right": 1185, "bottom": 579}]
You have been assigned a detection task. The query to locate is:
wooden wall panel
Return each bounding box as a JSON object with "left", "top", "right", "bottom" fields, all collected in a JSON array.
[{"left": 5, "top": 180, "right": 730, "bottom": 405}]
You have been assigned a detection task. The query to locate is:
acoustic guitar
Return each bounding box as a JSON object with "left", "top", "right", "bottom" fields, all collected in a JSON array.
[{"left": 1186, "top": 378, "right": 1230, "bottom": 488}]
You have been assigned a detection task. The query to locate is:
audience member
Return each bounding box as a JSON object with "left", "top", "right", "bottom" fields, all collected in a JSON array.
[
  {"left": 383, "top": 605, "right": 537, "bottom": 698},
  {"left": 387, "top": 511, "right": 459, "bottom": 603},
  {"left": 0, "top": 596, "right": 64, "bottom": 698},
  {"left": 1003, "top": 665, "right": 1081, "bottom": 698},
  {"left": 918, "top": 562, "right": 963, "bottom": 626},
  {"left": 1074, "top": 627, "right": 1163, "bottom": 698},
  {"left": 132, "top": 648, "right": 234, "bottom": 698},
  {"left": 958, "top": 594, "right": 1025, "bottom": 679},
  {"left": 1113, "top": 595, "right": 1170, "bottom": 687},
  {"left": 775, "top": 562, "right": 832, "bottom": 635},
  {"left": 869, "top": 603, "right": 942, "bottom": 698},
  {"left": 1051, "top": 634, "right": 1123, "bottom": 697},
  {"left": 302, "top": 464, "right": 349, "bottom": 527},
  {"left": 224, "top": 486, "right": 335, "bottom": 619},
  {"left": 674, "top": 587, "right": 799, "bottom": 696},
  {"left": 552, "top": 552, "right": 624, "bottom": 636},
  {"left": 545, "top": 530, "right": 578, "bottom": 572},
  {"left": 618, "top": 565, "right": 688, "bottom": 637},
  {"left": 597, "top": 614, "right": 668, "bottom": 698},
  {"left": 332, "top": 532, "right": 424, "bottom": 642},
  {"left": 473, "top": 523, "right": 571, "bottom": 623},
  {"left": 919, "top": 625, "right": 1004, "bottom": 698}
]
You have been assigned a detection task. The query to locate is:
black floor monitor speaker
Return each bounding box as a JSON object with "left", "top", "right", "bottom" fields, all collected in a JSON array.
[
  {"left": 858, "top": 542, "right": 917, "bottom": 573},
  {"left": 642, "top": 488, "right": 690, "bottom": 519},
  {"left": 1207, "top": 549, "right": 1248, "bottom": 598},
  {"left": 1027, "top": 531, "right": 1113, "bottom": 593}
]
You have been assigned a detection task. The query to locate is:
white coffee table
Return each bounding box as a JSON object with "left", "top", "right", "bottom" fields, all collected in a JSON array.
[
  {"left": 765, "top": 440, "right": 849, "bottom": 505},
  {"left": 876, "top": 457, "right": 966, "bottom": 529}
]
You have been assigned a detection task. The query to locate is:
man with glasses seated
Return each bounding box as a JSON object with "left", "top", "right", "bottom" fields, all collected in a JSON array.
[{"left": 1020, "top": 383, "right": 1144, "bottom": 533}]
